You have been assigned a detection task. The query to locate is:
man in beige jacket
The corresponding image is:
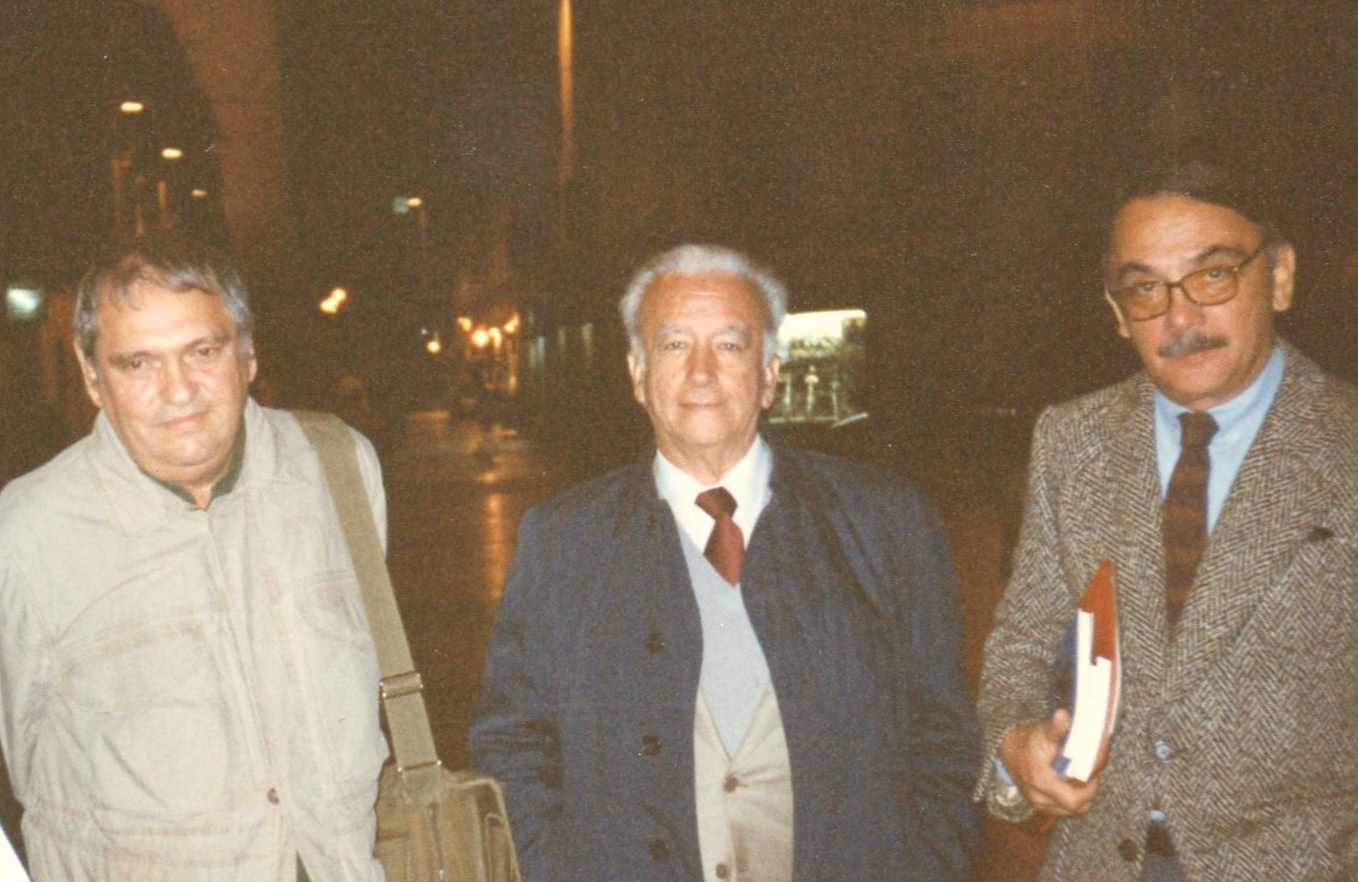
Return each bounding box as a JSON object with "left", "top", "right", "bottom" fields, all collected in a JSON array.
[{"left": 0, "top": 234, "right": 389, "bottom": 881}]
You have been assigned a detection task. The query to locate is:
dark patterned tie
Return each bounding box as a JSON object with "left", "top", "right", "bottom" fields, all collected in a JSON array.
[
  {"left": 1162, "top": 411, "right": 1218, "bottom": 637},
  {"left": 696, "top": 487, "right": 743, "bottom": 586}
]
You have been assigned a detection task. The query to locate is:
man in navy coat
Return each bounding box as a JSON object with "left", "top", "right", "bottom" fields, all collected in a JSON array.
[{"left": 471, "top": 244, "right": 979, "bottom": 882}]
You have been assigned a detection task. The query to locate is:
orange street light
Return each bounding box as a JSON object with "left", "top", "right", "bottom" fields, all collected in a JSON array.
[{"left": 319, "top": 287, "right": 349, "bottom": 315}]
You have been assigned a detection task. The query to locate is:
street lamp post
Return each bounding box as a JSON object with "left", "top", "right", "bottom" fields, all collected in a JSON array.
[
  {"left": 157, "top": 146, "right": 184, "bottom": 229},
  {"left": 110, "top": 100, "right": 144, "bottom": 235}
]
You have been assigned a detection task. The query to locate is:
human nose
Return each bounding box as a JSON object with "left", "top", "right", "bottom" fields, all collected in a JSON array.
[
  {"left": 1161, "top": 281, "right": 1205, "bottom": 329},
  {"left": 159, "top": 359, "right": 197, "bottom": 404},
  {"left": 686, "top": 343, "right": 717, "bottom": 381}
]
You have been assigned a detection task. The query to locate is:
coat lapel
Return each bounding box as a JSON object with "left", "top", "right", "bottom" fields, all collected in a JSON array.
[
  {"left": 1098, "top": 376, "right": 1174, "bottom": 704},
  {"left": 1163, "top": 346, "right": 1335, "bottom": 704}
]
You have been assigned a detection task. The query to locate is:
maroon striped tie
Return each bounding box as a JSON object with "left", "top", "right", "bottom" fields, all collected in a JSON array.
[
  {"left": 1162, "top": 411, "right": 1218, "bottom": 637},
  {"left": 696, "top": 487, "right": 743, "bottom": 586}
]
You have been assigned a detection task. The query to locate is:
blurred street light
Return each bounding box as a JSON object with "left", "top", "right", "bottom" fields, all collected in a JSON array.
[{"left": 319, "top": 286, "right": 349, "bottom": 315}]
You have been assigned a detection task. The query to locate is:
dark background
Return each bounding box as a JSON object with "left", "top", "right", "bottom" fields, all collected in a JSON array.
[{"left": 4, "top": 3, "right": 1356, "bottom": 438}]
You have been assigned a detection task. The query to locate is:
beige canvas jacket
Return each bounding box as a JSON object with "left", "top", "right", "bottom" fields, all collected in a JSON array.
[
  {"left": 0, "top": 401, "right": 389, "bottom": 882},
  {"left": 976, "top": 343, "right": 1358, "bottom": 881}
]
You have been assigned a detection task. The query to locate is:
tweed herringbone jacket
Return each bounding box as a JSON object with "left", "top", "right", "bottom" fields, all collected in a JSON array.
[{"left": 975, "top": 342, "right": 1358, "bottom": 881}]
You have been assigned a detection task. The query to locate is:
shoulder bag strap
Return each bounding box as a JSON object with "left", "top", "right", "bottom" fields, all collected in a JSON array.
[{"left": 293, "top": 411, "right": 443, "bottom": 784}]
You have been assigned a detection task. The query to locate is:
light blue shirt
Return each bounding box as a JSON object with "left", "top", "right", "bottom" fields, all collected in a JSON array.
[{"left": 1153, "top": 345, "right": 1285, "bottom": 533}]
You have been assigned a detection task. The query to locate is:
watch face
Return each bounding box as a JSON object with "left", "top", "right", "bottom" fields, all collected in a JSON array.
[{"left": 995, "top": 782, "right": 1023, "bottom": 808}]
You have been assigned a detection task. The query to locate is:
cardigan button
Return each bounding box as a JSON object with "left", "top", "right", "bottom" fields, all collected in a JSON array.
[
  {"left": 640, "top": 734, "right": 662, "bottom": 756},
  {"left": 266, "top": 787, "right": 280, "bottom": 805},
  {"left": 723, "top": 774, "right": 739, "bottom": 792},
  {"left": 715, "top": 862, "right": 731, "bottom": 879},
  {"left": 1117, "top": 838, "right": 1138, "bottom": 862},
  {"left": 645, "top": 630, "right": 667, "bottom": 653},
  {"left": 648, "top": 838, "right": 669, "bottom": 861}
]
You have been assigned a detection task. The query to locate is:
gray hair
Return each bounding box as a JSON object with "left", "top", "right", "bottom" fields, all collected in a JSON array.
[
  {"left": 74, "top": 233, "right": 254, "bottom": 359},
  {"left": 619, "top": 244, "right": 788, "bottom": 364}
]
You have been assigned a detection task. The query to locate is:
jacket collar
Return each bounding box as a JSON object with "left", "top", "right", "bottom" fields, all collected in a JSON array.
[
  {"left": 91, "top": 399, "right": 310, "bottom": 535},
  {"left": 611, "top": 434, "right": 836, "bottom": 539}
]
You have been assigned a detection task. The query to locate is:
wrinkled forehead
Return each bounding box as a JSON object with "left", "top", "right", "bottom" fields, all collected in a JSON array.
[
  {"left": 1107, "top": 194, "right": 1263, "bottom": 273},
  {"left": 641, "top": 271, "right": 766, "bottom": 322}
]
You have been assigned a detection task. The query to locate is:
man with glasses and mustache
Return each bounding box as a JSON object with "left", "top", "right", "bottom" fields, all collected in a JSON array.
[
  {"left": 975, "top": 162, "right": 1358, "bottom": 881},
  {"left": 0, "top": 234, "right": 390, "bottom": 881}
]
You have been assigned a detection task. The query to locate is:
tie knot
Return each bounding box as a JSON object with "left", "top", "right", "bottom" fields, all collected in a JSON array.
[
  {"left": 696, "top": 486, "right": 737, "bottom": 520},
  {"left": 1179, "top": 412, "right": 1219, "bottom": 449}
]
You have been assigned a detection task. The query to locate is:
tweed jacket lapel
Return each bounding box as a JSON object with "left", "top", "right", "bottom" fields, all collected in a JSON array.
[
  {"left": 1162, "top": 344, "right": 1337, "bottom": 706},
  {"left": 1097, "top": 375, "right": 1175, "bottom": 707}
]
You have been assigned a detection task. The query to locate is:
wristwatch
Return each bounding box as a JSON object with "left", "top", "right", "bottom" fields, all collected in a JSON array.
[{"left": 992, "top": 756, "right": 1024, "bottom": 809}]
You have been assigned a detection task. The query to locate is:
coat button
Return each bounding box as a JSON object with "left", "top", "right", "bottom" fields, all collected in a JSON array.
[
  {"left": 645, "top": 630, "right": 667, "bottom": 653},
  {"left": 1117, "top": 838, "right": 1138, "bottom": 862},
  {"left": 723, "top": 774, "right": 739, "bottom": 792},
  {"left": 648, "top": 838, "right": 669, "bottom": 861},
  {"left": 266, "top": 787, "right": 280, "bottom": 804},
  {"left": 641, "top": 734, "right": 662, "bottom": 756},
  {"left": 1152, "top": 739, "right": 1175, "bottom": 762},
  {"left": 715, "top": 862, "right": 731, "bottom": 879}
]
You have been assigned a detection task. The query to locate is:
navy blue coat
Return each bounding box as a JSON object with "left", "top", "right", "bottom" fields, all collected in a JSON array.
[{"left": 471, "top": 444, "right": 980, "bottom": 881}]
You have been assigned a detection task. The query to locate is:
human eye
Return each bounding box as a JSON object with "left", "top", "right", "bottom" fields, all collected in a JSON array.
[
  {"left": 1117, "top": 279, "right": 1161, "bottom": 299},
  {"left": 115, "top": 354, "right": 155, "bottom": 375},
  {"left": 189, "top": 342, "right": 225, "bottom": 364}
]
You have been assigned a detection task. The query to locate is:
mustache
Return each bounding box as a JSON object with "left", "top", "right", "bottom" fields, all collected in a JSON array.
[{"left": 1158, "top": 332, "right": 1228, "bottom": 359}]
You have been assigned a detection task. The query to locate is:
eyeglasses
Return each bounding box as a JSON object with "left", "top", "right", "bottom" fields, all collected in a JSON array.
[{"left": 1107, "top": 244, "right": 1267, "bottom": 322}]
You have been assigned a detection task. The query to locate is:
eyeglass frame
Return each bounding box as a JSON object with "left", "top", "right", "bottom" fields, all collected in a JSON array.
[{"left": 1105, "top": 242, "right": 1270, "bottom": 322}]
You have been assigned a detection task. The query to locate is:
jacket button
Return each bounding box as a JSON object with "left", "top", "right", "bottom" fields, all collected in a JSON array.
[
  {"left": 1117, "top": 838, "right": 1138, "bottom": 862},
  {"left": 266, "top": 787, "right": 280, "bottom": 805},
  {"left": 1152, "top": 739, "right": 1175, "bottom": 762},
  {"left": 645, "top": 630, "right": 667, "bottom": 653},
  {"left": 715, "top": 862, "right": 731, "bottom": 879},
  {"left": 723, "top": 774, "right": 739, "bottom": 792},
  {"left": 648, "top": 838, "right": 669, "bottom": 861},
  {"left": 641, "top": 734, "right": 662, "bottom": 756}
]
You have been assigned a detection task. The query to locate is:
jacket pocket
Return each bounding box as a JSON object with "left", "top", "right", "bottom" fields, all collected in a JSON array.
[
  {"left": 57, "top": 606, "right": 247, "bottom": 815},
  {"left": 294, "top": 570, "right": 387, "bottom": 786}
]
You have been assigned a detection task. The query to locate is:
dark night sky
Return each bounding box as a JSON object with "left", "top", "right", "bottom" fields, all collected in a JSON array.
[{"left": 4, "top": 2, "right": 1358, "bottom": 420}]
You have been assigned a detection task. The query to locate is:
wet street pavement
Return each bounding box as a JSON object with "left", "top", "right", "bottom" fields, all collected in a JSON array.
[{"left": 382, "top": 410, "right": 578, "bottom": 771}]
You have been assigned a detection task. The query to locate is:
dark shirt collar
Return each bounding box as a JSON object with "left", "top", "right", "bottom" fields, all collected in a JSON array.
[{"left": 148, "top": 423, "right": 247, "bottom": 509}]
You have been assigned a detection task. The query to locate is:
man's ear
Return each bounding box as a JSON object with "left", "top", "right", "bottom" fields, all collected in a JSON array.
[
  {"left": 72, "top": 339, "right": 104, "bottom": 410},
  {"left": 760, "top": 355, "right": 780, "bottom": 409},
  {"left": 1269, "top": 243, "right": 1296, "bottom": 314},
  {"left": 1104, "top": 292, "right": 1131, "bottom": 339},
  {"left": 242, "top": 339, "right": 259, "bottom": 383},
  {"left": 626, "top": 349, "right": 646, "bottom": 406}
]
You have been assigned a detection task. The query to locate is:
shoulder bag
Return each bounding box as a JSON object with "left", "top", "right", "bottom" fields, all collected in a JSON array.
[{"left": 296, "top": 411, "right": 521, "bottom": 882}]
